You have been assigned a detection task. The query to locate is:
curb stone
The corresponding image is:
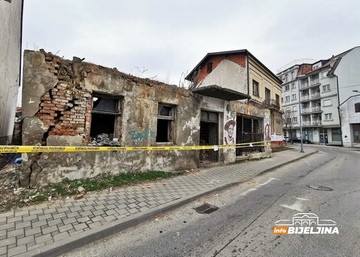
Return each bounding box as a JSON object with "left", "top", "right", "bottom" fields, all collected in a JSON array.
[{"left": 19, "top": 150, "right": 318, "bottom": 257}]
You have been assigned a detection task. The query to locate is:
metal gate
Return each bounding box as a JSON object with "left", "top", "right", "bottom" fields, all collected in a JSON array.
[{"left": 236, "top": 116, "right": 263, "bottom": 156}]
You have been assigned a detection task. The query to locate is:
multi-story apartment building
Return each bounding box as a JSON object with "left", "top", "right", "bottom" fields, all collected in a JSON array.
[
  {"left": 279, "top": 46, "right": 360, "bottom": 147},
  {"left": 278, "top": 61, "right": 312, "bottom": 142}
]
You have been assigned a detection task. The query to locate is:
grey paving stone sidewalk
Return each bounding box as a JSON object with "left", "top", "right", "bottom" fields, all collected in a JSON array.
[{"left": 0, "top": 148, "right": 317, "bottom": 257}]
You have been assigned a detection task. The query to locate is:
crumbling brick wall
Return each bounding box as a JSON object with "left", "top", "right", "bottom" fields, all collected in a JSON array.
[
  {"left": 36, "top": 83, "right": 91, "bottom": 142},
  {"left": 21, "top": 50, "right": 202, "bottom": 188}
]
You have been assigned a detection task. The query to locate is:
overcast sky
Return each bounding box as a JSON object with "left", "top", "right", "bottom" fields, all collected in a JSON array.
[{"left": 23, "top": 0, "right": 360, "bottom": 86}]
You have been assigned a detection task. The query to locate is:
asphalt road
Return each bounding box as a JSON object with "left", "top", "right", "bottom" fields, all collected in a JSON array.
[{"left": 62, "top": 146, "right": 360, "bottom": 257}]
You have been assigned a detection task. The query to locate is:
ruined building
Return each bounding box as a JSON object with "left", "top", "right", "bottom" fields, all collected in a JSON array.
[{"left": 21, "top": 49, "right": 282, "bottom": 187}]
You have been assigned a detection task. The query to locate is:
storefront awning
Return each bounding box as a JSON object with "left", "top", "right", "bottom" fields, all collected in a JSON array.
[{"left": 191, "top": 85, "right": 250, "bottom": 101}]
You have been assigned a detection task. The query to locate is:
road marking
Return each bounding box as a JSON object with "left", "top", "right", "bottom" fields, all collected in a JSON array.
[
  {"left": 296, "top": 197, "right": 310, "bottom": 201},
  {"left": 280, "top": 197, "right": 310, "bottom": 212},
  {"left": 280, "top": 201, "right": 304, "bottom": 212},
  {"left": 240, "top": 178, "right": 279, "bottom": 196}
]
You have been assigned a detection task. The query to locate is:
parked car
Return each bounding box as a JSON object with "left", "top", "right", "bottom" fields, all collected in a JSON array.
[{"left": 290, "top": 137, "right": 312, "bottom": 144}]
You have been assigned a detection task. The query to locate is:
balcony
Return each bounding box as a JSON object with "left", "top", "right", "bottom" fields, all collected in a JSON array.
[
  {"left": 301, "top": 108, "right": 311, "bottom": 114},
  {"left": 309, "top": 80, "right": 320, "bottom": 88},
  {"left": 311, "top": 120, "right": 322, "bottom": 126},
  {"left": 310, "top": 93, "right": 320, "bottom": 100},
  {"left": 301, "top": 106, "right": 322, "bottom": 114},
  {"left": 263, "top": 99, "right": 280, "bottom": 111},
  {"left": 300, "top": 95, "right": 310, "bottom": 102},
  {"left": 311, "top": 106, "right": 322, "bottom": 113},
  {"left": 303, "top": 121, "right": 311, "bottom": 126},
  {"left": 300, "top": 83, "right": 309, "bottom": 90}
]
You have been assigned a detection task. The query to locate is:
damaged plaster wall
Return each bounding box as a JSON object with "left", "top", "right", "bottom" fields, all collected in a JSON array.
[
  {"left": 199, "top": 59, "right": 247, "bottom": 94},
  {"left": 21, "top": 50, "right": 202, "bottom": 187}
]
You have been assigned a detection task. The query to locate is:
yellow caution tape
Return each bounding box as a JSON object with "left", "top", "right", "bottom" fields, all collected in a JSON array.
[{"left": 0, "top": 141, "right": 271, "bottom": 153}]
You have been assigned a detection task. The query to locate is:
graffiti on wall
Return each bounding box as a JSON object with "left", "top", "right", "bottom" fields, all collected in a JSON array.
[
  {"left": 224, "top": 119, "right": 236, "bottom": 144},
  {"left": 128, "top": 129, "right": 155, "bottom": 143},
  {"left": 264, "top": 117, "right": 271, "bottom": 140}
]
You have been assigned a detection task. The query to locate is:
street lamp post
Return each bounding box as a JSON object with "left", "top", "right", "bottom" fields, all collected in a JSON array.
[{"left": 298, "top": 80, "right": 304, "bottom": 153}]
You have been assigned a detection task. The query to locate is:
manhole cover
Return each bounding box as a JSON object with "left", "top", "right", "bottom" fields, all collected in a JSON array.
[
  {"left": 307, "top": 185, "right": 333, "bottom": 191},
  {"left": 194, "top": 203, "right": 219, "bottom": 214}
]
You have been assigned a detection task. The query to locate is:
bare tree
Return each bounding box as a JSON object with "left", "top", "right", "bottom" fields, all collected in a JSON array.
[
  {"left": 178, "top": 71, "right": 193, "bottom": 89},
  {"left": 283, "top": 110, "right": 297, "bottom": 145}
]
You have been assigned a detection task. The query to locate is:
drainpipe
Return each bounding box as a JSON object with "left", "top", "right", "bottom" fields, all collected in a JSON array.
[
  {"left": 335, "top": 75, "right": 343, "bottom": 146},
  {"left": 247, "top": 55, "right": 250, "bottom": 104}
]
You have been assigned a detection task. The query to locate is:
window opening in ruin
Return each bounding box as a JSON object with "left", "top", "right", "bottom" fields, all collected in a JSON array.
[
  {"left": 200, "top": 111, "right": 219, "bottom": 162},
  {"left": 355, "top": 103, "right": 360, "bottom": 113},
  {"left": 207, "top": 62, "right": 213, "bottom": 73},
  {"left": 156, "top": 104, "right": 175, "bottom": 143},
  {"left": 236, "top": 116, "right": 262, "bottom": 156},
  {"left": 90, "top": 114, "right": 115, "bottom": 137},
  {"left": 90, "top": 94, "right": 121, "bottom": 141}
]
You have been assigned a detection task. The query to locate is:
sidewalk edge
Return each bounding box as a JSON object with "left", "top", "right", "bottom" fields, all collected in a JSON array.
[{"left": 23, "top": 150, "right": 318, "bottom": 257}]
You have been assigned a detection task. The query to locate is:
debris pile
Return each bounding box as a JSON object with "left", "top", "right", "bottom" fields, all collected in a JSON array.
[{"left": 88, "top": 133, "right": 120, "bottom": 146}]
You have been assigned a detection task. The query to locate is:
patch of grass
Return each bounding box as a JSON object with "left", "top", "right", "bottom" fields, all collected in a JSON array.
[
  {"left": 32, "top": 195, "right": 47, "bottom": 203},
  {"left": 271, "top": 146, "right": 291, "bottom": 153},
  {"left": 45, "top": 170, "right": 185, "bottom": 197},
  {"left": 0, "top": 170, "right": 185, "bottom": 213}
]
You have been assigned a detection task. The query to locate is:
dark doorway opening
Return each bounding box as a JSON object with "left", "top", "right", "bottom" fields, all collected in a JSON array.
[{"left": 200, "top": 111, "right": 218, "bottom": 162}]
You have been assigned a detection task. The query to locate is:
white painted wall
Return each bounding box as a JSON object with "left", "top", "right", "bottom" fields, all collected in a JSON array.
[
  {"left": 334, "top": 47, "right": 360, "bottom": 147},
  {"left": 336, "top": 47, "right": 360, "bottom": 104},
  {"left": 199, "top": 59, "right": 247, "bottom": 94},
  {"left": 340, "top": 96, "right": 360, "bottom": 147},
  {"left": 319, "top": 73, "right": 339, "bottom": 127},
  {"left": 0, "top": 0, "right": 23, "bottom": 144}
]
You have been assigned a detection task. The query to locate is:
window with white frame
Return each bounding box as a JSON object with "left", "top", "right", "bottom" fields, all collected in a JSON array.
[
  {"left": 322, "top": 84, "right": 330, "bottom": 92},
  {"left": 285, "top": 85, "right": 289, "bottom": 91},
  {"left": 325, "top": 113, "right": 332, "bottom": 120},
  {"left": 292, "top": 94, "right": 297, "bottom": 100},
  {"left": 156, "top": 104, "right": 175, "bottom": 143},
  {"left": 291, "top": 71, "right": 295, "bottom": 80},
  {"left": 322, "top": 71, "right": 328, "bottom": 78},
  {"left": 285, "top": 96, "right": 290, "bottom": 102},
  {"left": 323, "top": 99, "right": 332, "bottom": 106},
  {"left": 293, "top": 117, "right": 298, "bottom": 123},
  {"left": 291, "top": 83, "right": 296, "bottom": 89},
  {"left": 293, "top": 106, "right": 297, "bottom": 112}
]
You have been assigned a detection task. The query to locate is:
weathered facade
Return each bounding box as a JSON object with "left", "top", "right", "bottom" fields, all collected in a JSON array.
[
  {"left": 186, "top": 49, "right": 284, "bottom": 150},
  {"left": 22, "top": 49, "right": 280, "bottom": 187},
  {"left": 0, "top": 0, "right": 23, "bottom": 144}
]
